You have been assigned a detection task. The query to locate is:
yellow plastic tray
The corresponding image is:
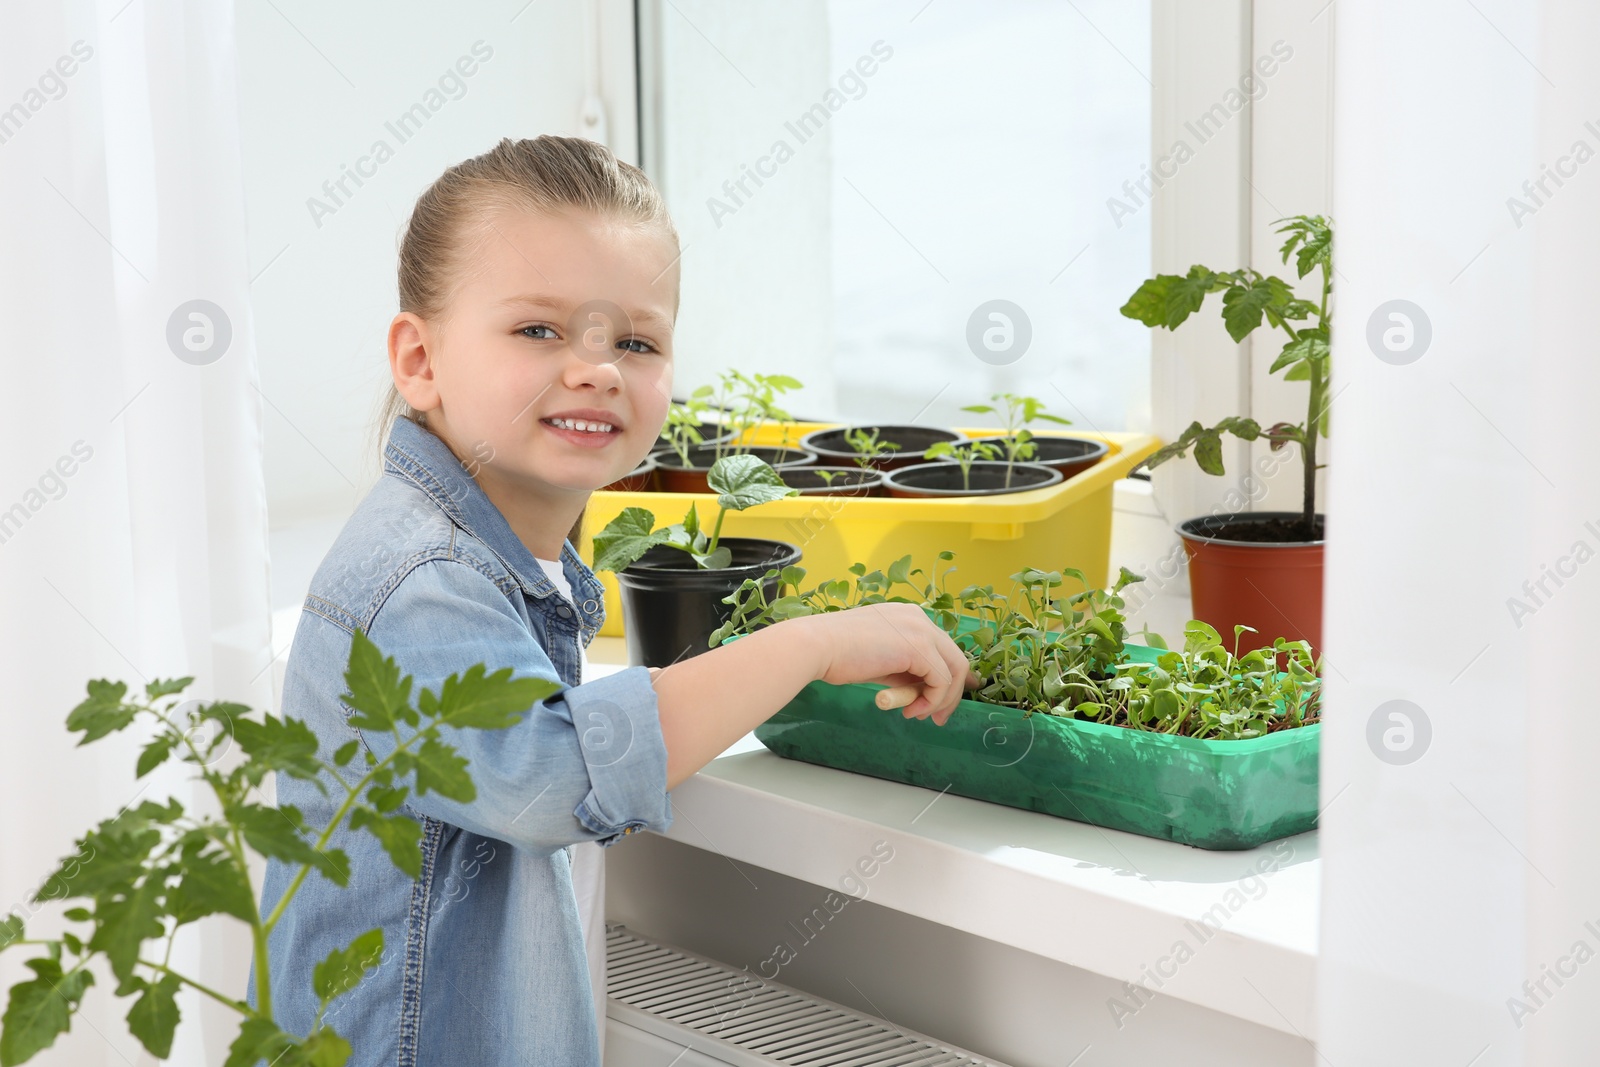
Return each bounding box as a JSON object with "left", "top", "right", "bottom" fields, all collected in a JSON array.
[{"left": 578, "top": 423, "right": 1160, "bottom": 638}]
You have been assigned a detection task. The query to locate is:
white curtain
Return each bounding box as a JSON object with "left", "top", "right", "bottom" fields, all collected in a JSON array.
[
  {"left": 0, "top": 2, "right": 271, "bottom": 1065},
  {"left": 1324, "top": 2, "right": 1599, "bottom": 1064}
]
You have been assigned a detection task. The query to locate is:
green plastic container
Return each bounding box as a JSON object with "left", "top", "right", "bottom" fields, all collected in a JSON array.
[{"left": 752, "top": 642, "right": 1320, "bottom": 850}]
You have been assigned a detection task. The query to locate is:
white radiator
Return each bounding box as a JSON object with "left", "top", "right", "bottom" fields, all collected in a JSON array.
[{"left": 605, "top": 925, "right": 1011, "bottom": 1067}]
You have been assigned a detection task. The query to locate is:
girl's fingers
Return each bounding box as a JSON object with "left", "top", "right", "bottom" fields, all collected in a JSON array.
[
  {"left": 904, "top": 627, "right": 968, "bottom": 721},
  {"left": 873, "top": 684, "right": 920, "bottom": 710}
]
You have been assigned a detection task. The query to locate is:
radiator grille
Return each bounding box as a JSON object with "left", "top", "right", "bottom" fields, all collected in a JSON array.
[{"left": 606, "top": 925, "right": 1010, "bottom": 1067}]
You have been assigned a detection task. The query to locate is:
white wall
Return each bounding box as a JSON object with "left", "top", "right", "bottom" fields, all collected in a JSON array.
[{"left": 237, "top": 0, "right": 637, "bottom": 528}]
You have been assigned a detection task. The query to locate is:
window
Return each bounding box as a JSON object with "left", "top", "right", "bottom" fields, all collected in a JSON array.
[{"left": 826, "top": 1, "right": 1152, "bottom": 432}]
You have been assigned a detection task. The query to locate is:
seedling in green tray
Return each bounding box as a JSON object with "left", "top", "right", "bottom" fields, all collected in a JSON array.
[{"left": 714, "top": 551, "right": 1321, "bottom": 740}]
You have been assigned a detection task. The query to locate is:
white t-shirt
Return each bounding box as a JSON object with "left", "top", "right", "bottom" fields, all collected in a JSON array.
[{"left": 535, "top": 557, "right": 605, "bottom": 1055}]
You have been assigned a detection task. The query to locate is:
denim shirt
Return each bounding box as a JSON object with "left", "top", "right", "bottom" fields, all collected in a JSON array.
[{"left": 245, "top": 414, "right": 672, "bottom": 1066}]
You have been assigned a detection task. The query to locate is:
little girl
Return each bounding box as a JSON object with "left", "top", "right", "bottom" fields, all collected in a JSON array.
[{"left": 247, "top": 135, "right": 969, "bottom": 1067}]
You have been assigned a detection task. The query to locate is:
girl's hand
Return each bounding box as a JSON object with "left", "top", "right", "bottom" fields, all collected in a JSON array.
[{"left": 793, "top": 603, "right": 978, "bottom": 726}]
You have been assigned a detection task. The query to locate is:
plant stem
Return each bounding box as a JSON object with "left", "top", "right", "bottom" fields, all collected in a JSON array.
[
  {"left": 150, "top": 699, "right": 276, "bottom": 1018},
  {"left": 707, "top": 504, "right": 728, "bottom": 556},
  {"left": 1302, "top": 364, "right": 1320, "bottom": 536},
  {"left": 1301, "top": 260, "right": 1332, "bottom": 537},
  {"left": 136, "top": 956, "right": 258, "bottom": 1016},
  {"left": 262, "top": 735, "right": 419, "bottom": 937}
]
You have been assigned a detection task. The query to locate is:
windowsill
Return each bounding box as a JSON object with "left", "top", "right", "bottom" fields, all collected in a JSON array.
[{"left": 658, "top": 733, "right": 1318, "bottom": 1039}]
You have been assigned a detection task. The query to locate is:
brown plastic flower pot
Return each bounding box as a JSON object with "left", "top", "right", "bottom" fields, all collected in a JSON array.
[
  {"left": 881, "top": 460, "right": 1063, "bottom": 498},
  {"left": 779, "top": 466, "right": 885, "bottom": 497},
  {"left": 1178, "top": 512, "right": 1326, "bottom": 655},
  {"left": 798, "top": 425, "right": 963, "bottom": 470},
  {"left": 602, "top": 454, "right": 657, "bottom": 492},
  {"left": 964, "top": 434, "right": 1111, "bottom": 480},
  {"left": 653, "top": 445, "right": 816, "bottom": 494}
]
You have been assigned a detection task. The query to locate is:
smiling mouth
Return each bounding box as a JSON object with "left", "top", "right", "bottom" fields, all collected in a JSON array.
[{"left": 542, "top": 417, "right": 618, "bottom": 434}]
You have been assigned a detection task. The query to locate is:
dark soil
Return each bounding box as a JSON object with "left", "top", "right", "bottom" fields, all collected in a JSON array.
[{"left": 1201, "top": 515, "right": 1325, "bottom": 543}]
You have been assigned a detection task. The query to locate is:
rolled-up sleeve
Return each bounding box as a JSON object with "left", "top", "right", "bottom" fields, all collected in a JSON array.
[{"left": 347, "top": 558, "right": 672, "bottom": 853}]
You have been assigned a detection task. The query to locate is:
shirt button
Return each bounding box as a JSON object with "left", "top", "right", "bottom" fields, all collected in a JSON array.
[
  {"left": 582, "top": 599, "right": 600, "bottom": 614},
  {"left": 556, "top": 604, "right": 573, "bottom": 619}
]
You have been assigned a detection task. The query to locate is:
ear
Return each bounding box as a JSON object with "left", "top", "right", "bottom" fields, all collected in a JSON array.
[{"left": 390, "top": 312, "right": 441, "bottom": 414}]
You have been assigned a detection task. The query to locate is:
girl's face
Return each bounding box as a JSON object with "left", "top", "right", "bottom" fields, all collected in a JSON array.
[{"left": 394, "top": 205, "right": 678, "bottom": 498}]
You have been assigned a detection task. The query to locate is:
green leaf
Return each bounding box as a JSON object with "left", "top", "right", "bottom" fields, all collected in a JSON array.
[
  {"left": 301, "top": 1027, "right": 354, "bottom": 1067},
  {"left": 691, "top": 545, "right": 733, "bottom": 569},
  {"left": 126, "top": 973, "right": 181, "bottom": 1060},
  {"left": 313, "top": 928, "right": 385, "bottom": 1005},
  {"left": 234, "top": 804, "right": 350, "bottom": 888},
  {"left": 87, "top": 872, "right": 167, "bottom": 983},
  {"left": 168, "top": 849, "right": 256, "bottom": 925},
  {"left": 1220, "top": 279, "right": 1277, "bottom": 342},
  {"left": 707, "top": 454, "right": 797, "bottom": 511},
  {"left": 366, "top": 785, "right": 407, "bottom": 813},
  {"left": 1120, "top": 274, "right": 1174, "bottom": 327},
  {"left": 350, "top": 806, "right": 423, "bottom": 879},
  {"left": 234, "top": 713, "right": 324, "bottom": 786},
  {"left": 592, "top": 506, "right": 671, "bottom": 573},
  {"left": 0, "top": 914, "right": 24, "bottom": 951},
  {"left": 1162, "top": 266, "right": 1229, "bottom": 329},
  {"left": 430, "top": 662, "right": 559, "bottom": 730},
  {"left": 144, "top": 677, "right": 193, "bottom": 701},
  {"left": 0, "top": 960, "right": 93, "bottom": 1066},
  {"left": 1275, "top": 214, "right": 1333, "bottom": 278},
  {"left": 193, "top": 701, "right": 247, "bottom": 750},
  {"left": 38, "top": 831, "right": 143, "bottom": 903},
  {"left": 65, "top": 680, "right": 136, "bottom": 744},
  {"left": 134, "top": 736, "right": 174, "bottom": 780},
  {"left": 414, "top": 738, "right": 474, "bottom": 803},
  {"left": 1183, "top": 620, "right": 1224, "bottom": 653},
  {"left": 342, "top": 629, "right": 414, "bottom": 733},
  {"left": 1191, "top": 431, "right": 1223, "bottom": 476},
  {"left": 1268, "top": 331, "right": 1330, "bottom": 375},
  {"left": 333, "top": 739, "right": 360, "bottom": 767},
  {"left": 222, "top": 1017, "right": 297, "bottom": 1067}
]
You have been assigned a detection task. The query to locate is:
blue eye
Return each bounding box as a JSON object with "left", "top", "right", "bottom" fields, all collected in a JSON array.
[{"left": 519, "top": 324, "right": 559, "bottom": 340}]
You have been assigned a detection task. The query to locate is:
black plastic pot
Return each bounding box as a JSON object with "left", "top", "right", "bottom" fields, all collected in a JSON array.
[
  {"left": 798, "top": 425, "right": 963, "bottom": 470},
  {"left": 961, "top": 434, "right": 1110, "bottom": 480},
  {"left": 779, "top": 466, "right": 884, "bottom": 497},
  {"left": 654, "top": 445, "right": 816, "bottom": 494},
  {"left": 881, "top": 460, "right": 1063, "bottom": 498},
  {"left": 616, "top": 538, "right": 803, "bottom": 667}
]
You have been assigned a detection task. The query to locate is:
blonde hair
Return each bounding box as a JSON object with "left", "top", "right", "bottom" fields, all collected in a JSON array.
[{"left": 373, "top": 135, "right": 678, "bottom": 458}]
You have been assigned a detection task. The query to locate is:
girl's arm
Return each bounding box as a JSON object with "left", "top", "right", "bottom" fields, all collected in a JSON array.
[{"left": 648, "top": 602, "right": 973, "bottom": 790}]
